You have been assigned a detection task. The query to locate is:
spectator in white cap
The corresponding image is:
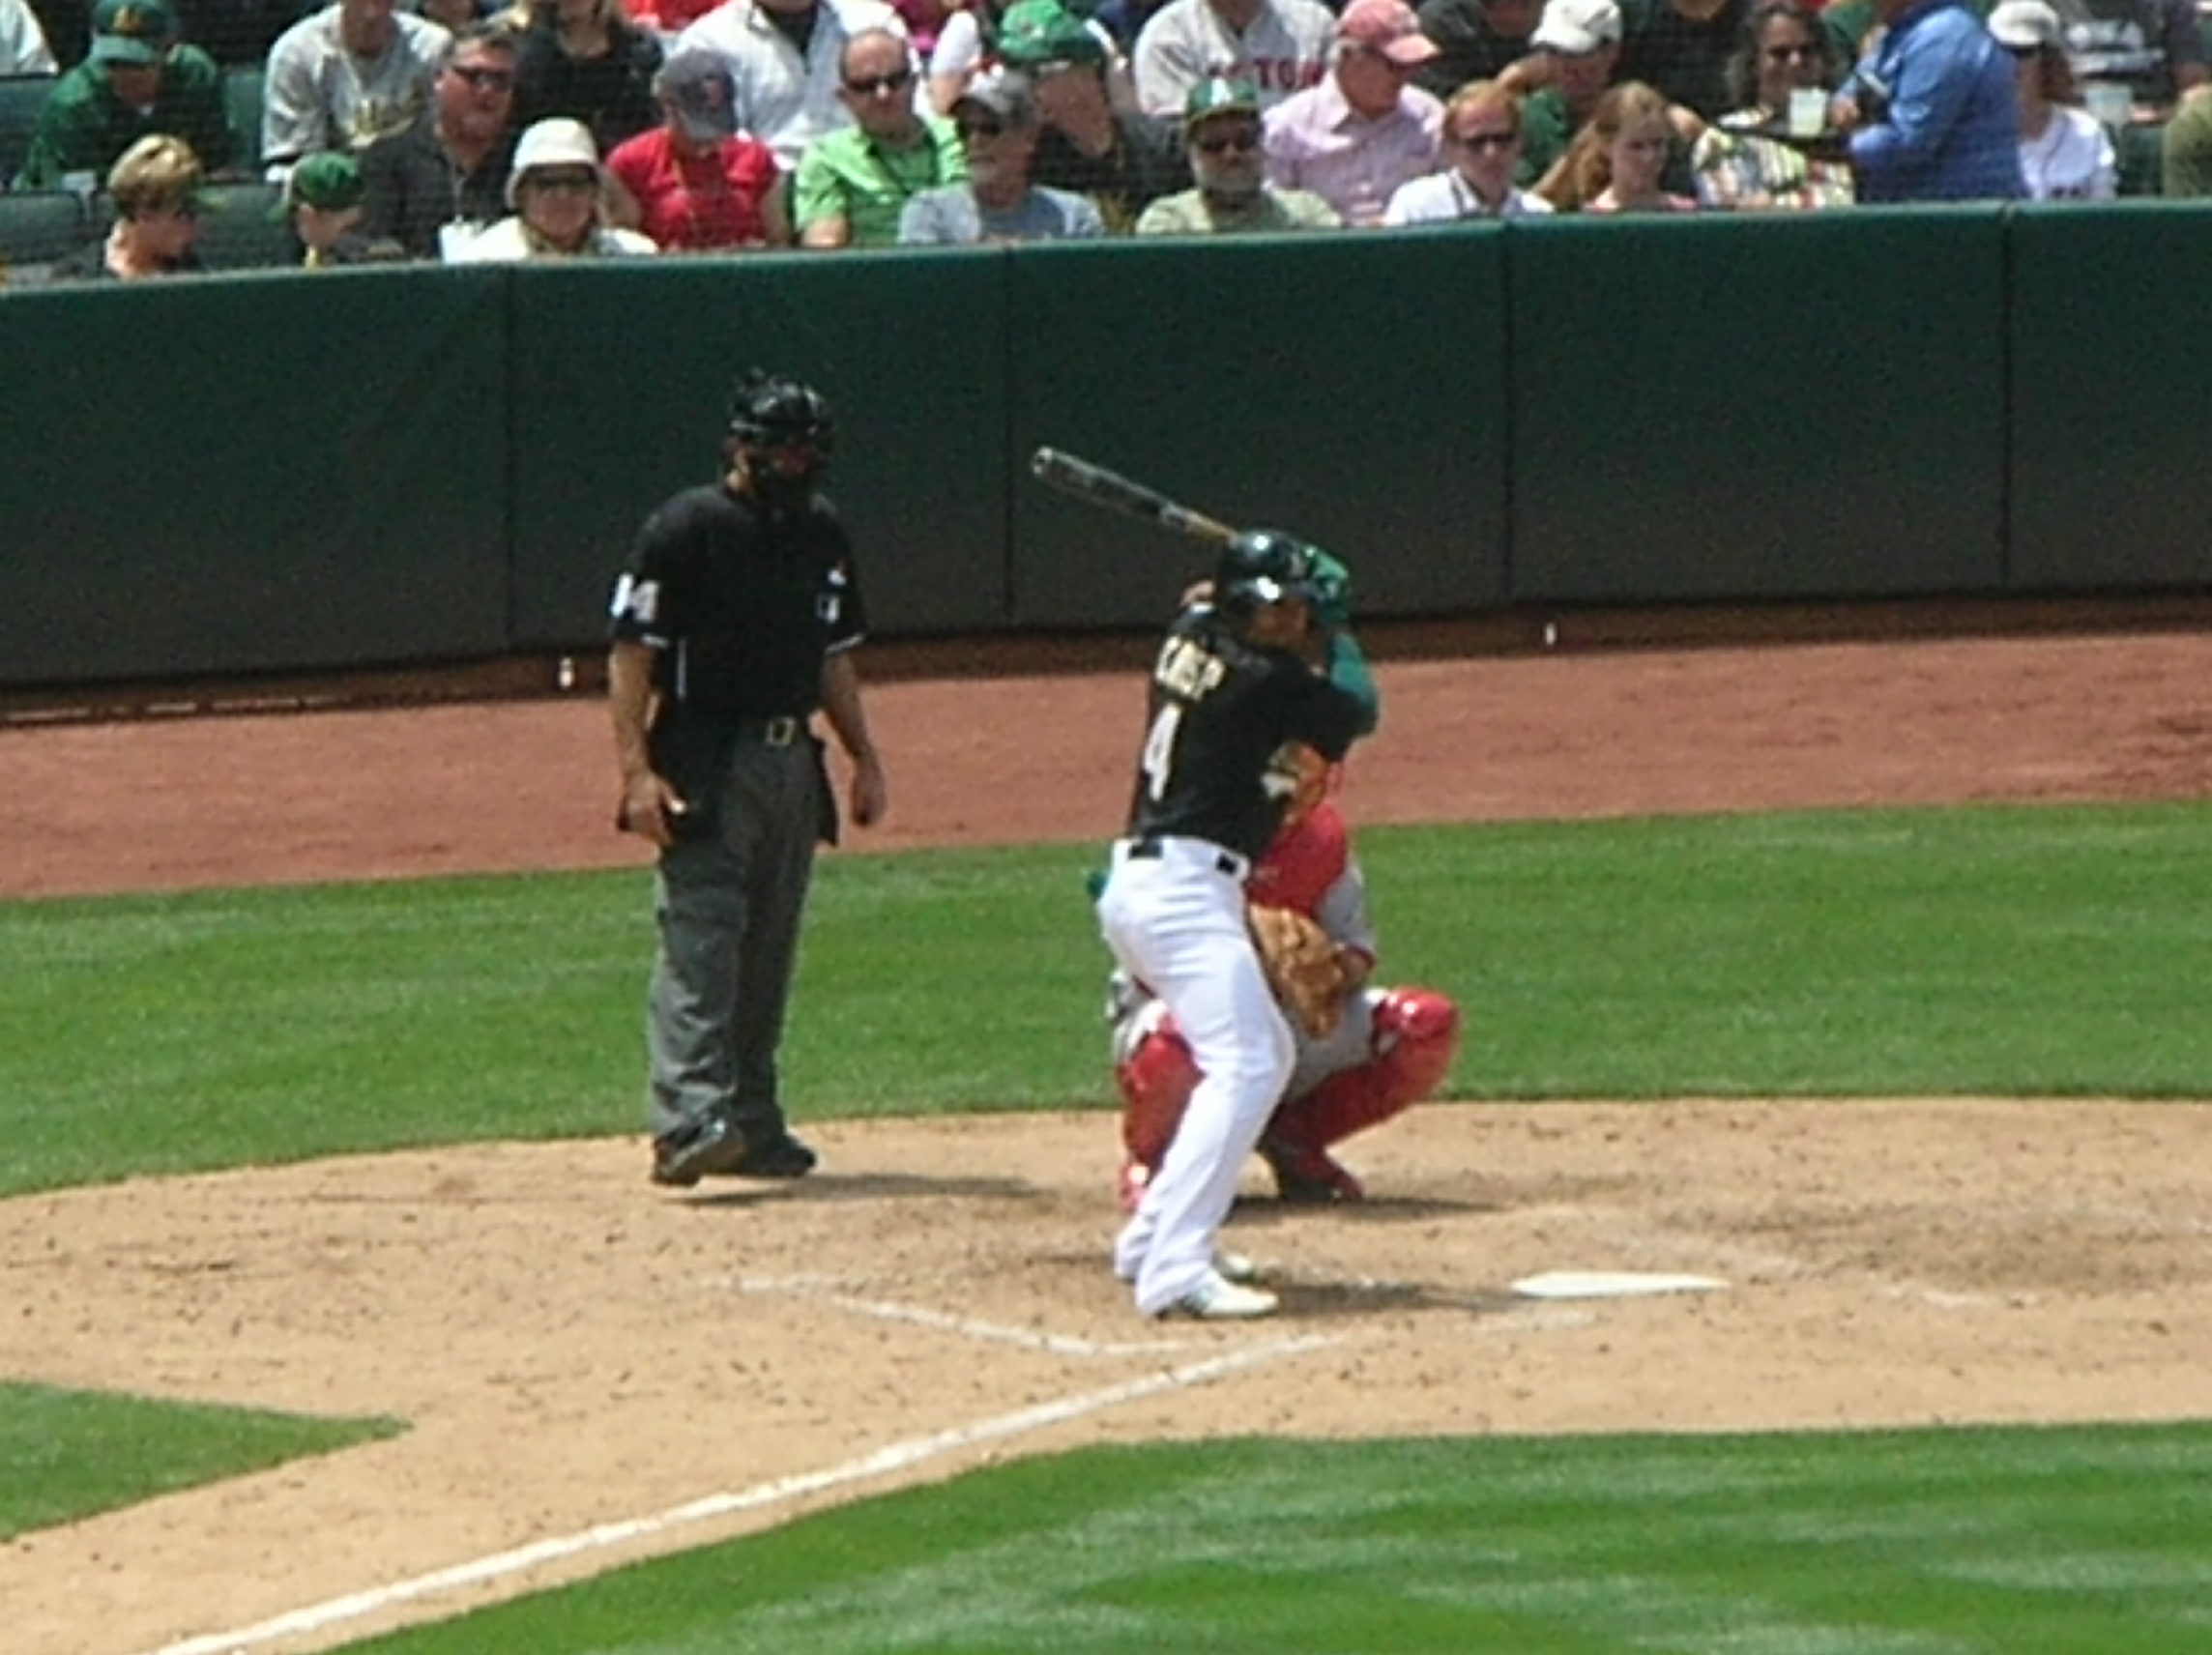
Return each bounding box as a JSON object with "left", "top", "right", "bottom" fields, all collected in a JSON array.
[
  {"left": 1130, "top": 0, "right": 1336, "bottom": 120},
  {"left": 450, "top": 114, "right": 658, "bottom": 256},
  {"left": 897, "top": 67, "right": 1107, "bottom": 239},
  {"left": 1261, "top": 0, "right": 1444, "bottom": 223},
  {"left": 1991, "top": 0, "right": 2114, "bottom": 196},
  {"left": 1492, "top": 0, "right": 1623, "bottom": 191},
  {"left": 605, "top": 45, "right": 789, "bottom": 247}
]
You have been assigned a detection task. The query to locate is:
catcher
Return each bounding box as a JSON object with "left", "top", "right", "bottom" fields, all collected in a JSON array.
[{"left": 1106, "top": 745, "right": 1460, "bottom": 1206}]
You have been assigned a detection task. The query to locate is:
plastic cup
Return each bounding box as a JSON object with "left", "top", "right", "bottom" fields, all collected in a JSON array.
[
  {"left": 2084, "top": 82, "right": 2132, "bottom": 129},
  {"left": 1788, "top": 88, "right": 1828, "bottom": 138}
]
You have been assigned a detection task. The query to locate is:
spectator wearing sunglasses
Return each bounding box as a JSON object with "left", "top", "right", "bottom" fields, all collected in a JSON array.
[
  {"left": 897, "top": 65, "right": 1106, "bottom": 237},
  {"left": 1262, "top": 0, "right": 1444, "bottom": 224},
  {"left": 674, "top": 0, "right": 905, "bottom": 169},
  {"left": 263, "top": 0, "right": 453, "bottom": 171},
  {"left": 995, "top": 0, "right": 1189, "bottom": 230},
  {"left": 1383, "top": 75, "right": 1553, "bottom": 217},
  {"left": 359, "top": 21, "right": 525, "bottom": 256},
  {"left": 53, "top": 131, "right": 207, "bottom": 279},
  {"left": 1688, "top": 0, "right": 1853, "bottom": 206},
  {"left": 447, "top": 112, "right": 658, "bottom": 254},
  {"left": 793, "top": 25, "right": 965, "bottom": 245},
  {"left": 1135, "top": 73, "right": 1339, "bottom": 229}
]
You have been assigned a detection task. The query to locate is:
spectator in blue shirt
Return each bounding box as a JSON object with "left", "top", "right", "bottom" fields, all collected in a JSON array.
[{"left": 1832, "top": 0, "right": 2024, "bottom": 198}]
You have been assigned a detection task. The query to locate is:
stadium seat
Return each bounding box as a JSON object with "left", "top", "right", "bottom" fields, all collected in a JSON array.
[
  {"left": 192, "top": 180, "right": 296, "bottom": 269},
  {"left": 223, "top": 63, "right": 266, "bottom": 172},
  {"left": 0, "top": 73, "right": 55, "bottom": 189},
  {"left": 0, "top": 189, "right": 91, "bottom": 283}
]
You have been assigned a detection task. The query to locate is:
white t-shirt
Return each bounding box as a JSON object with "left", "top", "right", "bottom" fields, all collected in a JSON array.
[
  {"left": 0, "top": 0, "right": 55, "bottom": 76},
  {"left": 2018, "top": 104, "right": 2117, "bottom": 200},
  {"left": 1131, "top": 0, "right": 1335, "bottom": 118},
  {"left": 443, "top": 217, "right": 659, "bottom": 261},
  {"left": 1382, "top": 168, "right": 1554, "bottom": 223},
  {"left": 677, "top": 0, "right": 905, "bottom": 169},
  {"left": 262, "top": 5, "right": 451, "bottom": 167}
]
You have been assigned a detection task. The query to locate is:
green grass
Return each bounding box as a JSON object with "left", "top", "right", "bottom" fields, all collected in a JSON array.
[
  {"left": 0, "top": 1380, "right": 399, "bottom": 1542},
  {"left": 4, "top": 801, "right": 2209, "bottom": 1200},
  {"left": 335, "top": 1426, "right": 2212, "bottom": 1655},
  {"left": 5, "top": 799, "right": 2209, "bottom": 1647}
]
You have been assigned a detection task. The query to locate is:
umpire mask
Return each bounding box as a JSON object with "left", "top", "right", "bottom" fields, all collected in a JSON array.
[{"left": 728, "top": 371, "right": 834, "bottom": 513}]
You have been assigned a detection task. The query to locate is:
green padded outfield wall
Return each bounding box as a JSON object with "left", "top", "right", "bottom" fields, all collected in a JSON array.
[
  {"left": 504, "top": 251, "right": 1009, "bottom": 649},
  {"left": 1507, "top": 208, "right": 2009, "bottom": 602},
  {"left": 0, "top": 267, "right": 509, "bottom": 683},
  {"left": 1004, "top": 230, "right": 1509, "bottom": 628},
  {"left": 2006, "top": 203, "right": 2212, "bottom": 591}
]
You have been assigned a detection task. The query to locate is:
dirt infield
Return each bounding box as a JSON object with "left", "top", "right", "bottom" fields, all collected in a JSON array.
[{"left": 3, "top": 622, "right": 2211, "bottom": 1655}]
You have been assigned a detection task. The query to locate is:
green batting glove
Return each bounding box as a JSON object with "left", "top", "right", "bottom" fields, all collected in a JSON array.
[{"left": 1307, "top": 548, "right": 1353, "bottom": 629}]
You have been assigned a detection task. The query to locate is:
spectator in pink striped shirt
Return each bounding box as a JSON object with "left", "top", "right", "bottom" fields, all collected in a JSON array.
[{"left": 1260, "top": 0, "right": 1445, "bottom": 223}]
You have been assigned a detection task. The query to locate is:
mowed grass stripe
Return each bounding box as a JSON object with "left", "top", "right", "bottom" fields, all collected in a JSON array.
[
  {"left": 327, "top": 1426, "right": 2212, "bottom": 1655},
  {"left": 3, "top": 801, "right": 2209, "bottom": 1198}
]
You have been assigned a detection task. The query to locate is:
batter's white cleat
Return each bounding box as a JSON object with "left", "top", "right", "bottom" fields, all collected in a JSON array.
[
  {"left": 1214, "top": 1249, "right": 1261, "bottom": 1285},
  {"left": 1159, "top": 1271, "right": 1280, "bottom": 1321}
]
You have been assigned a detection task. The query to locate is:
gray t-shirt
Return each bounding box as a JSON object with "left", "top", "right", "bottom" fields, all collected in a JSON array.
[{"left": 896, "top": 183, "right": 1107, "bottom": 244}]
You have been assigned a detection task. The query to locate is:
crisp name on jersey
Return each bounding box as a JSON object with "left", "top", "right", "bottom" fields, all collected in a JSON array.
[{"left": 1152, "top": 636, "right": 1226, "bottom": 700}]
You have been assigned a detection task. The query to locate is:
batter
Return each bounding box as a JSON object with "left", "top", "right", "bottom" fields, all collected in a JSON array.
[{"left": 1094, "top": 528, "right": 1379, "bottom": 1319}]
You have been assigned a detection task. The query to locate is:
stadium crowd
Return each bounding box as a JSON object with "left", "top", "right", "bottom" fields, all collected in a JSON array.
[{"left": 1, "top": 0, "right": 2208, "bottom": 274}]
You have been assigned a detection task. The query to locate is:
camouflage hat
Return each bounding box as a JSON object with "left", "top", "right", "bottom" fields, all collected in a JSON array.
[
  {"left": 995, "top": 0, "right": 1107, "bottom": 69},
  {"left": 1182, "top": 75, "right": 1260, "bottom": 129}
]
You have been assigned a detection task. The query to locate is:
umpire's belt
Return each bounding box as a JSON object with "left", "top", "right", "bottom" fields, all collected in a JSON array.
[
  {"left": 733, "top": 716, "right": 802, "bottom": 747},
  {"left": 1120, "top": 835, "right": 1249, "bottom": 882}
]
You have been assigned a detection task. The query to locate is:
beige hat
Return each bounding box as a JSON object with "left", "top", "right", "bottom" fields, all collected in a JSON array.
[{"left": 507, "top": 118, "right": 602, "bottom": 208}]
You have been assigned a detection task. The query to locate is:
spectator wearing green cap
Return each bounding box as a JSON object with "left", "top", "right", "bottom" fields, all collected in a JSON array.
[
  {"left": 1134, "top": 72, "right": 1338, "bottom": 227},
  {"left": 275, "top": 147, "right": 406, "bottom": 263},
  {"left": 995, "top": 0, "right": 1188, "bottom": 229},
  {"left": 17, "top": 0, "right": 241, "bottom": 189}
]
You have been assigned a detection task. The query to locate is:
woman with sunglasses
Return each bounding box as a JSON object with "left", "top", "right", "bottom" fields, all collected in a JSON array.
[
  {"left": 1383, "top": 76, "right": 1554, "bottom": 218},
  {"left": 1688, "top": 0, "right": 1853, "bottom": 207},
  {"left": 450, "top": 114, "right": 658, "bottom": 255}
]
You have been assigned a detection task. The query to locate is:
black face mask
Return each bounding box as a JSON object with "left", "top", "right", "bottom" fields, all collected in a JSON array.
[{"left": 744, "top": 443, "right": 822, "bottom": 512}]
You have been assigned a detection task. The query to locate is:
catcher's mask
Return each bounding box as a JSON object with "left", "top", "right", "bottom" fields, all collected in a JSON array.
[
  {"left": 1213, "top": 529, "right": 1318, "bottom": 625},
  {"left": 727, "top": 370, "right": 834, "bottom": 509}
]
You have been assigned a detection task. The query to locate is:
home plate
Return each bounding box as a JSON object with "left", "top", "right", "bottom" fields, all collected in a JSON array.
[{"left": 1510, "top": 1270, "right": 1729, "bottom": 1300}]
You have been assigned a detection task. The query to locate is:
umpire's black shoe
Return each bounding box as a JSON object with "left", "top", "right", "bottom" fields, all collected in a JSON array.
[
  {"left": 727, "top": 1130, "right": 819, "bottom": 1179},
  {"left": 650, "top": 1117, "right": 746, "bottom": 1188}
]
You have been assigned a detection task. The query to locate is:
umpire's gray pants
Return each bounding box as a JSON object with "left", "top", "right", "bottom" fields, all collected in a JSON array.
[{"left": 646, "top": 740, "right": 823, "bottom": 1143}]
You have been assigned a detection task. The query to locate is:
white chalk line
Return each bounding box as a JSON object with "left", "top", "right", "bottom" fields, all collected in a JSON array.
[
  {"left": 140, "top": 1332, "right": 1335, "bottom": 1655},
  {"left": 731, "top": 1275, "right": 1191, "bottom": 1355}
]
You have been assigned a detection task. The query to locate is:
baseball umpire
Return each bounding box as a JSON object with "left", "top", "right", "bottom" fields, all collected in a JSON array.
[
  {"left": 607, "top": 369, "right": 890, "bottom": 1189},
  {"left": 1096, "top": 528, "right": 1380, "bottom": 1319}
]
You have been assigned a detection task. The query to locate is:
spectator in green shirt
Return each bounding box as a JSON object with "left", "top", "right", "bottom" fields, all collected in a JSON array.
[
  {"left": 793, "top": 25, "right": 966, "bottom": 247},
  {"left": 16, "top": 0, "right": 242, "bottom": 189}
]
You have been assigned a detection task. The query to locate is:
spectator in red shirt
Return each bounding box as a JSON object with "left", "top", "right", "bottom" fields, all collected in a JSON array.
[{"left": 604, "top": 45, "right": 790, "bottom": 246}]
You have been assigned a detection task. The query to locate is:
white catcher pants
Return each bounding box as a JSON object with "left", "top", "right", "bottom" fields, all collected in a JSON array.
[{"left": 1095, "top": 835, "right": 1295, "bottom": 1314}]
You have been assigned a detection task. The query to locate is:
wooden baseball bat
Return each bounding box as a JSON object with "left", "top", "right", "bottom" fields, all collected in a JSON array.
[{"left": 1030, "top": 448, "right": 1237, "bottom": 546}]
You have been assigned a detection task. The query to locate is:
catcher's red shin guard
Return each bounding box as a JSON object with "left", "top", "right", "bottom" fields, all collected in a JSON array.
[
  {"left": 1115, "top": 1021, "right": 1198, "bottom": 1203},
  {"left": 1270, "top": 986, "right": 1461, "bottom": 1153}
]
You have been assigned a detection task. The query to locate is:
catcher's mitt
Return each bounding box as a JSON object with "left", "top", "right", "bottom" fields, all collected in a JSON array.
[{"left": 1249, "top": 904, "right": 1354, "bottom": 1038}]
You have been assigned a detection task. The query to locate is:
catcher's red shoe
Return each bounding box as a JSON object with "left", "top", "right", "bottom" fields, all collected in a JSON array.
[{"left": 1259, "top": 1135, "right": 1365, "bottom": 1204}]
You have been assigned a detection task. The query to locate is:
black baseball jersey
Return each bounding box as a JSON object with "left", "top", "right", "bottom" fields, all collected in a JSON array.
[
  {"left": 1122, "top": 605, "right": 1367, "bottom": 861},
  {"left": 607, "top": 482, "right": 866, "bottom": 718}
]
